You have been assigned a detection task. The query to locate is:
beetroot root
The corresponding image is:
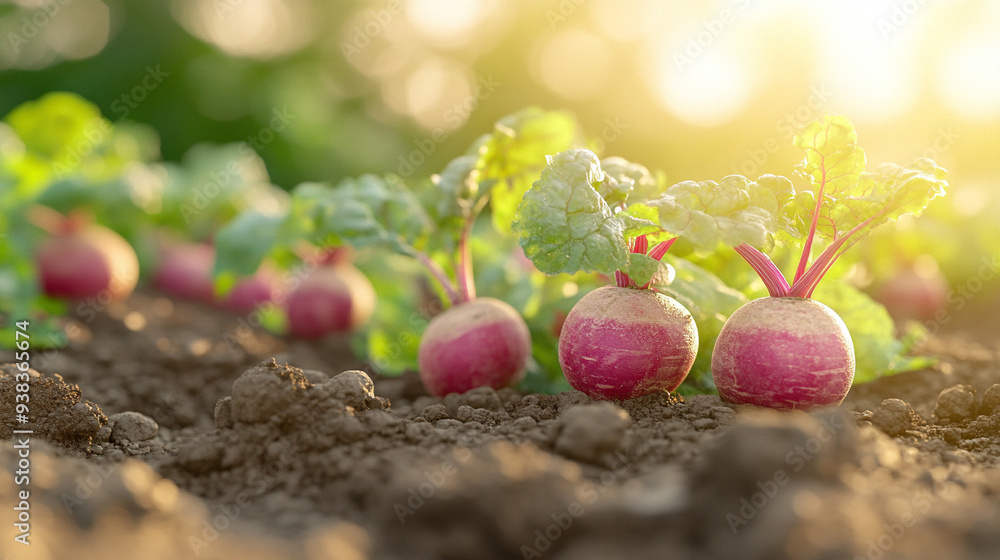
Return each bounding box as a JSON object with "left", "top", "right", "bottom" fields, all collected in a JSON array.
[
  {"left": 417, "top": 298, "right": 531, "bottom": 397},
  {"left": 558, "top": 286, "right": 698, "bottom": 401},
  {"left": 711, "top": 297, "right": 855, "bottom": 411}
]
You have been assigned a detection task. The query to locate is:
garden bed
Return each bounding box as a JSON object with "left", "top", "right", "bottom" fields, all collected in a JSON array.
[{"left": 1, "top": 291, "right": 999, "bottom": 559}]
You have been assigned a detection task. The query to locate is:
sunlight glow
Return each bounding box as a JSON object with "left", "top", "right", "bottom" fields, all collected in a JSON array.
[
  {"left": 406, "top": 0, "right": 492, "bottom": 45},
  {"left": 815, "top": 1, "right": 918, "bottom": 121},
  {"left": 404, "top": 57, "right": 474, "bottom": 131},
  {"left": 936, "top": 36, "right": 1000, "bottom": 120},
  {"left": 535, "top": 30, "right": 611, "bottom": 100},
  {"left": 589, "top": 0, "right": 666, "bottom": 42},
  {"left": 649, "top": 43, "right": 753, "bottom": 127},
  {"left": 172, "top": 0, "right": 314, "bottom": 59},
  {"left": 45, "top": 0, "right": 109, "bottom": 60}
]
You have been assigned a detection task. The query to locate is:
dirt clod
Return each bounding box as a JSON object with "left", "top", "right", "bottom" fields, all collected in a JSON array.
[
  {"left": 421, "top": 403, "right": 449, "bottom": 422},
  {"left": 980, "top": 384, "right": 1000, "bottom": 416},
  {"left": 230, "top": 359, "right": 311, "bottom": 424},
  {"left": 554, "top": 402, "right": 632, "bottom": 465},
  {"left": 934, "top": 384, "right": 977, "bottom": 422},
  {"left": 2, "top": 290, "right": 999, "bottom": 560},
  {"left": 323, "top": 370, "right": 375, "bottom": 408},
  {"left": 214, "top": 396, "right": 233, "bottom": 429},
  {"left": 109, "top": 411, "right": 159, "bottom": 442},
  {"left": 871, "top": 398, "right": 918, "bottom": 436},
  {"left": 0, "top": 364, "right": 106, "bottom": 448}
]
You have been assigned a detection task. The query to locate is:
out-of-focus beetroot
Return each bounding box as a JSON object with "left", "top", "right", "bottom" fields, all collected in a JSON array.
[
  {"left": 873, "top": 258, "right": 948, "bottom": 323},
  {"left": 152, "top": 242, "right": 216, "bottom": 304},
  {"left": 222, "top": 268, "right": 282, "bottom": 314},
  {"left": 284, "top": 263, "right": 376, "bottom": 339},
  {"left": 558, "top": 286, "right": 698, "bottom": 401},
  {"left": 417, "top": 297, "right": 531, "bottom": 397},
  {"left": 36, "top": 222, "right": 139, "bottom": 301},
  {"left": 712, "top": 297, "right": 855, "bottom": 411}
]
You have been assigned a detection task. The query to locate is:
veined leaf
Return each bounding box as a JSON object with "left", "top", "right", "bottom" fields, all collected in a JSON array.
[
  {"left": 479, "top": 108, "right": 579, "bottom": 232},
  {"left": 646, "top": 175, "right": 779, "bottom": 250},
  {"left": 513, "top": 149, "right": 630, "bottom": 276}
]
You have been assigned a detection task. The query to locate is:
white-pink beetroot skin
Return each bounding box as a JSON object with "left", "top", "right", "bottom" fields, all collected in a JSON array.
[
  {"left": 558, "top": 286, "right": 698, "bottom": 400},
  {"left": 418, "top": 298, "right": 531, "bottom": 397},
  {"left": 285, "top": 263, "right": 376, "bottom": 339},
  {"left": 36, "top": 224, "right": 139, "bottom": 301},
  {"left": 712, "top": 297, "right": 855, "bottom": 411}
]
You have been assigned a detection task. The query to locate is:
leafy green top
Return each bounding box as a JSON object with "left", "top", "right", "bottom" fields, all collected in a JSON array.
[
  {"left": 733, "top": 115, "right": 948, "bottom": 298},
  {"left": 513, "top": 149, "right": 780, "bottom": 287},
  {"left": 214, "top": 108, "right": 579, "bottom": 305}
]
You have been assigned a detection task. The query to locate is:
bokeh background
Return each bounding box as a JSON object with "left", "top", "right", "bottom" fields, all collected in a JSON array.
[
  {"left": 2, "top": 0, "right": 998, "bottom": 345},
  {"left": 2, "top": 0, "right": 998, "bottom": 189}
]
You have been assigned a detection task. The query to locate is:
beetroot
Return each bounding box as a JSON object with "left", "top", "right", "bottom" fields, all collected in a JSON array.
[
  {"left": 285, "top": 263, "right": 376, "bottom": 338},
  {"left": 417, "top": 298, "right": 531, "bottom": 396},
  {"left": 716, "top": 116, "right": 946, "bottom": 410},
  {"left": 152, "top": 242, "right": 216, "bottom": 303},
  {"left": 873, "top": 261, "right": 948, "bottom": 322},
  {"left": 36, "top": 222, "right": 139, "bottom": 301},
  {"left": 221, "top": 269, "right": 281, "bottom": 314},
  {"left": 712, "top": 297, "right": 855, "bottom": 410},
  {"left": 558, "top": 286, "right": 698, "bottom": 400}
]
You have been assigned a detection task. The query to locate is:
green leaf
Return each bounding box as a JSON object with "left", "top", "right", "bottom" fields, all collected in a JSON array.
[
  {"left": 4, "top": 92, "right": 106, "bottom": 161},
  {"left": 624, "top": 253, "right": 661, "bottom": 286},
  {"left": 430, "top": 154, "right": 479, "bottom": 223},
  {"left": 213, "top": 210, "right": 286, "bottom": 277},
  {"left": 823, "top": 158, "right": 948, "bottom": 241},
  {"left": 601, "top": 156, "right": 664, "bottom": 204},
  {"left": 513, "top": 149, "right": 629, "bottom": 276},
  {"left": 646, "top": 175, "right": 777, "bottom": 249},
  {"left": 478, "top": 108, "right": 579, "bottom": 232},
  {"left": 619, "top": 203, "right": 664, "bottom": 239},
  {"left": 318, "top": 174, "right": 435, "bottom": 252},
  {"left": 812, "top": 282, "right": 923, "bottom": 383},
  {"left": 793, "top": 115, "right": 866, "bottom": 199}
]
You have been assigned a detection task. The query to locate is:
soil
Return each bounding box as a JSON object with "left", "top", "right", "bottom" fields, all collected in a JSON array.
[{"left": 1, "top": 290, "right": 999, "bottom": 560}]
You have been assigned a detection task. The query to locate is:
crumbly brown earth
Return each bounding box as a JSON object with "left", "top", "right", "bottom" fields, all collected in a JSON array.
[{"left": 1, "top": 290, "right": 999, "bottom": 559}]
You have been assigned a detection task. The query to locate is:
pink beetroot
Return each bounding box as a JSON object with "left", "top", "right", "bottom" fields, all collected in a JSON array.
[
  {"left": 153, "top": 242, "right": 216, "bottom": 303},
  {"left": 558, "top": 286, "right": 698, "bottom": 400},
  {"left": 712, "top": 297, "right": 855, "bottom": 410},
  {"left": 36, "top": 221, "right": 139, "bottom": 301},
  {"left": 285, "top": 263, "right": 376, "bottom": 338},
  {"left": 417, "top": 298, "right": 531, "bottom": 396}
]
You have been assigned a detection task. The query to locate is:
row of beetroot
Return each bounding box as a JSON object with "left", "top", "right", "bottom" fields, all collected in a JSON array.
[{"left": 2, "top": 94, "right": 946, "bottom": 410}]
